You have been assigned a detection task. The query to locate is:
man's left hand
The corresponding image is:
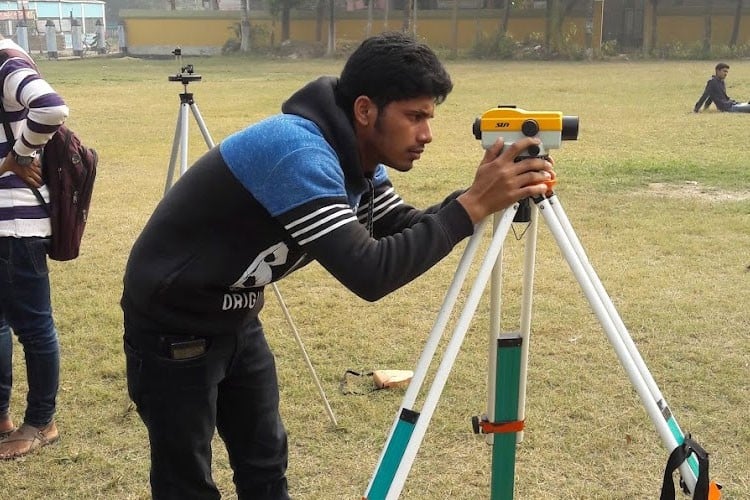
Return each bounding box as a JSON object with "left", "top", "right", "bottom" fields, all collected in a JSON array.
[{"left": 0, "top": 155, "right": 42, "bottom": 188}]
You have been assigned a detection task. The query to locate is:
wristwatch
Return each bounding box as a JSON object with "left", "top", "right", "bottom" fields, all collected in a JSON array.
[{"left": 12, "top": 151, "right": 34, "bottom": 166}]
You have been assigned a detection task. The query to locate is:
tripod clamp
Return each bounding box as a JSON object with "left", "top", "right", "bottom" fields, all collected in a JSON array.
[{"left": 471, "top": 415, "right": 525, "bottom": 435}]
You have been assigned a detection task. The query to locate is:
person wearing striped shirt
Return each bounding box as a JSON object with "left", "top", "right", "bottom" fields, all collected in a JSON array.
[
  {"left": 121, "top": 32, "right": 554, "bottom": 500},
  {"left": 0, "top": 36, "right": 69, "bottom": 460}
]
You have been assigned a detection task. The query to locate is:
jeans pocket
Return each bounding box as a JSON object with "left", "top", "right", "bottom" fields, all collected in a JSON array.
[
  {"left": 123, "top": 336, "right": 143, "bottom": 407},
  {"left": 23, "top": 238, "right": 50, "bottom": 276}
]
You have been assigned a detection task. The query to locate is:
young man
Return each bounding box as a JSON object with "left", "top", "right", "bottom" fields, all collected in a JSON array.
[
  {"left": 694, "top": 62, "right": 750, "bottom": 113},
  {"left": 0, "top": 36, "right": 69, "bottom": 458},
  {"left": 121, "top": 32, "right": 554, "bottom": 499}
]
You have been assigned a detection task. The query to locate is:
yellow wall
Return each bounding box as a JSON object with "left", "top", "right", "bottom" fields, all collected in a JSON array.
[
  {"left": 120, "top": 4, "right": 750, "bottom": 56},
  {"left": 119, "top": 6, "right": 604, "bottom": 55},
  {"left": 643, "top": 7, "right": 750, "bottom": 47}
]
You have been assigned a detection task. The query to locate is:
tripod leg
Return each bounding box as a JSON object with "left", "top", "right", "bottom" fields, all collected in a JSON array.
[
  {"left": 271, "top": 284, "right": 338, "bottom": 427},
  {"left": 536, "top": 194, "right": 699, "bottom": 493},
  {"left": 376, "top": 205, "right": 519, "bottom": 500},
  {"left": 516, "top": 205, "right": 539, "bottom": 443},
  {"left": 365, "top": 217, "right": 492, "bottom": 499},
  {"left": 189, "top": 102, "right": 215, "bottom": 149},
  {"left": 179, "top": 103, "right": 190, "bottom": 176},
  {"left": 164, "top": 104, "right": 184, "bottom": 195}
]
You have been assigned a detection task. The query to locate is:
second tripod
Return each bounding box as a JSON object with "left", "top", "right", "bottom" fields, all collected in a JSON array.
[
  {"left": 161, "top": 63, "right": 339, "bottom": 427},
  {"left": 165, "top": 61, "right": 214, "bottom": 194}
]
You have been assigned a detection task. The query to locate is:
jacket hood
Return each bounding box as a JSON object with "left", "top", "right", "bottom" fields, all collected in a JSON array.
[{"left": 281, "top": 76, "right": 368, "bottom": 193}]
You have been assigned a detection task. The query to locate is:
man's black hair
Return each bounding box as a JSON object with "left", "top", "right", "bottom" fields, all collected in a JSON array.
[
  {"left": 716, "top": 62, "right": 730, "bottom": 72},
  {"left": 336, "top": 31, "right": 453, "bottom": 118}
]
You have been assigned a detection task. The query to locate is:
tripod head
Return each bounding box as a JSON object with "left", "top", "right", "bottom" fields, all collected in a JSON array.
[{"left": 168, "top": 47, "right": 202, "bottom": 87}]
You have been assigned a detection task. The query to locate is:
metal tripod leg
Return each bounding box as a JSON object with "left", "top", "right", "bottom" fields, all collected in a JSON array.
[
  {"left": 365, "top": 206, "right": 520, "bottom": 499},
  {"left": 365, "top": 191, "right": 702, "bottom": 499},
  {"left": 165, "top": 93, "right": 215, "bottom": 194},
  {"left": 162, "top": 92, "right": 338, "bottom": 427},
  {"left": 536, "top": 193, "right": 699, "bottom": 492}
]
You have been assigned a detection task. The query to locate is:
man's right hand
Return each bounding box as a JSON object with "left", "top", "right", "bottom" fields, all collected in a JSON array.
[
  {"left": 0, "top": 155, "right": 43, "bottom": 188},
  {"left": 457, "top": 136, "right": 555, "bottom": 224}
]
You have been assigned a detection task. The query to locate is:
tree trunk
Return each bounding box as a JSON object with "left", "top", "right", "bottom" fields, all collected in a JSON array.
[
  {"left": 729, "top": 0, "right": 742, "bottom": 46},
  {"left": 649, "top": 0, "right": 658, "bottom": 54},
  {"left": 451, "top": 0, "right": 458, "bottom": 57},
  {"left": 282, "top": 6, "right": 290, "bottom": 41},
  {"left": 327, "top": 0, "right": 335, "bottom": 56},
  {"left": 501, "top": 0, "right": 511, "bottom": 34},
  {"left": 703, "top": 0, "right": 713, "bottom": 55},
  {"left": 584, "top": 0, "right": 593, "bottom": 59},
  {"left": 367, "top": 0, "right": 374, "bottom": 35},
  {"left": 316, "top": 0, "right": 325, "bottom": 42},
  {"left": 402, "top": 0, "right": 412, "bottom": 32},
  {"left": 240, "top": 0, "right": 251, "bottom": 51},
  {"left": 545, "top": 0, "right": 553, "bottom": 53}
]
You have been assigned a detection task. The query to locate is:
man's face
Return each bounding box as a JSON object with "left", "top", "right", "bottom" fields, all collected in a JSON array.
[
  {"left": 362, "top": 97, "right": 435, "bottom": 173},
  {"left": 716, "top": 67, "right": 729, "bottom": 80}
]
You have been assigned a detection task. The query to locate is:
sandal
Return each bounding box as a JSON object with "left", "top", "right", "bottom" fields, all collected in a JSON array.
[
  {"left": 0, "top": 421, "right": 59, "bottom": 459},
  {"left": 0, "top": 427, "right": 16, "bottom": 441},
  {"left": 0, "top": 414, "right": 14, "bottom": 441}
]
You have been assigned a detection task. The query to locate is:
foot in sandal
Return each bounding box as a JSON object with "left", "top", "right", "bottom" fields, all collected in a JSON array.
[
  {"left": 0, "top": 413, "right": 15, "bottom": 441},
  {"left": 0, "top": 421, "right": 58, "bottom": 459}
]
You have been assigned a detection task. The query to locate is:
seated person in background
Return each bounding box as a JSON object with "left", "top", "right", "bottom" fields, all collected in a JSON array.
[{"left": 694, "top": 62, "right": 750, "bottom": 113}]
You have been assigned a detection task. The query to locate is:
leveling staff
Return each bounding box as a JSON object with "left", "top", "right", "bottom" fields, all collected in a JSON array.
[{"left": 121, "top": 32, "right": 554, "bottom": 500}]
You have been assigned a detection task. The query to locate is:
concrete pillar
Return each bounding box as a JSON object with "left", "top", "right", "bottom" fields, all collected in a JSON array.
[
  {"left": 16, "top": 20, "right": 29, "bottom": 52},
  {"left": 95, "top": 18, "right": 106, "bottom": 53},
  {"left": 72, "top": 18, "right": 83, "bottom": 57},
  {"left": 45, "top": 19, "right": 58, "bottom": 59},
  {"left": 117, "top": 21, "right": 127, "bottom": 55}
]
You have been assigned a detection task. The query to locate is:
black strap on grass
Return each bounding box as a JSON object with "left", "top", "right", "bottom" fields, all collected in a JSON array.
[{"left": 660, "top": 434, "right": 718, "bottom": 500}]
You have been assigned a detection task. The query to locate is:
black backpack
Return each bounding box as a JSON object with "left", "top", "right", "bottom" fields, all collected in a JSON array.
[{"left": 0, "top": 49, "right": 98, "bottom": 261}]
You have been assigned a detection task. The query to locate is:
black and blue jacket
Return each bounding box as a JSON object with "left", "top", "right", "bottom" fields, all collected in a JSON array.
[{"left": 121, "top": 77, "right": 474, "bottom": 336}]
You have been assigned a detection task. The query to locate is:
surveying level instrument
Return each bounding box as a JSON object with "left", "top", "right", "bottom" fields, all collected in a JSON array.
[
  {"left": 363, "top": 106, "right": 721, "bottom": 499},
  {"left": 161, "top": 68, "right": 338, "bottom": 427}
]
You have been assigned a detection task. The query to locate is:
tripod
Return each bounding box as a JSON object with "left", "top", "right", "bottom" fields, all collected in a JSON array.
[
  {"left": 364, "top": 189, "right": 718, "bottom": 499},
  {"left": 163, "top": 74, "right": 338, "bottom": 427},
  {"left": 164, "top": 74, "right": 215, "bottom": 195}
]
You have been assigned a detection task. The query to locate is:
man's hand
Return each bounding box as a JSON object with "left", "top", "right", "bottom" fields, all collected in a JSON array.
[
  {"left": 0, "top": 154, "right": 42, "bottom": 188},
  {"left": 457, "top": 137, "right": 555, "bottom": 224}
]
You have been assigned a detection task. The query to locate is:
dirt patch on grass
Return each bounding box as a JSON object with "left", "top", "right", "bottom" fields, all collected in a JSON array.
[{"left": 645, "top": 182, "right": 750, "bottom": 202}]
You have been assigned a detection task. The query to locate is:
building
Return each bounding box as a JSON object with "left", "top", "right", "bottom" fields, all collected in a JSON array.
[{"left": 0, "top": 0, "right": 106, "bottom": 51}]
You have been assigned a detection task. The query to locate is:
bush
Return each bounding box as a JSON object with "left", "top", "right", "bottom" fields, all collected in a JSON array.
[{"left": 471, "top": 31, "right": 519, "bottom": 59}]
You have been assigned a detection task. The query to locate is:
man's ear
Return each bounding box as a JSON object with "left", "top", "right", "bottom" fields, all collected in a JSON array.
[{"left": 353, "top": 96, "right": 376, "bottom": 127}]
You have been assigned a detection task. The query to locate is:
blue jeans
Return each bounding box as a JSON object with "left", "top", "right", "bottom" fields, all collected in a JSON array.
[
  {"left": 729, "top": 103, "right": 750, "bottom": 113},
  {"left": 0, "top": 237, "right": 59, "bottom": 427},
  {"left": 124, "top": 315, "right": 289, "bottom": 500}
]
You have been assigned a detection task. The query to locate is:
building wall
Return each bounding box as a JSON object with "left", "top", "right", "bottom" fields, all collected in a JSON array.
[
  {"left": 119, "top": 5, "right": 750, "bottom": 57},
  {"left": 0, "top": 0, "right": 105, "bottom": 36},
  {"left": 119, "top": 6, "right": 604, "bottom": 56},
  {"left": 643, "top": 7, "right": 749, "bottom": 47}
]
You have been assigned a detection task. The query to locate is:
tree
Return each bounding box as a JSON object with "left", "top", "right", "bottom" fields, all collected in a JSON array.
[
  {"left": 269, "top": 0, "right": 304, "bottom": 41},
  {"left": 501, "top": 0, "right": 511, "bottom": 35},
  {"left": 240, "top": 0, "right": 251, "bottom": 51},
  {"left": 402, "top": 0, "right": 413, "bottom": 32},
  {"left": 702, "top": 0, "right": 713, "bottom": 55},
  {"left": 647, "top": 0, "right": 658, "bottom": 54},
  {"left": 545, "top": 0, "right": 581, "bottom": 55},
  {"left": 729, "top": 0, "right": 743, "bottom": 47}
]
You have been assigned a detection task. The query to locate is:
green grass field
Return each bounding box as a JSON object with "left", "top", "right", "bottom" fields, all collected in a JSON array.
[{"left": 0, "top": 54, "right": 748, "bottom": 499}]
